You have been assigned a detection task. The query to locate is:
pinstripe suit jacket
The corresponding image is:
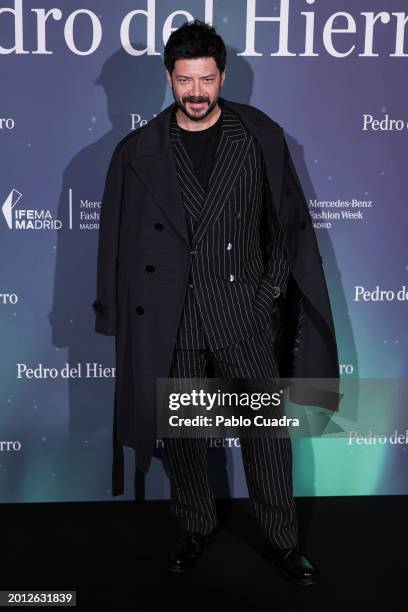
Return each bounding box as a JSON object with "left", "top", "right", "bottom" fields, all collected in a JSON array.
[{"left": 170, "top": 105, "right": 290, "bottom": 352}]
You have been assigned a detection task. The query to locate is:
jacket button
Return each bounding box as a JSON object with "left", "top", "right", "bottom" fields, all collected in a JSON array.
[
  {"left": 145, "top": 265, "right": 155, "bottom": 273},
  {"left": 300, "top": 220, "right": 306, "bottom": 230},
  {"left": 229, "top": 274, "right": 235, "bottom": 282},
  {"left": 190, "top": 250, "right": 197, "bottom": 256},
  {"left": 155, "top": 222, "right": 164, "bottom": 231},
  {"left": 135, "top": 306, "right": 144, "bottom": 315},
  {"left": 285, "top": 186, "right": 293, "bottom": 196},
  {"left": 271, "top": 286, "right": 281, "bottom": 298}
]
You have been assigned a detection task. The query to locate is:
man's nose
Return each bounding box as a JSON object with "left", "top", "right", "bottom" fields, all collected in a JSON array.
[{"left": 191, "top": 81, "right": 203, "bottom": 97}]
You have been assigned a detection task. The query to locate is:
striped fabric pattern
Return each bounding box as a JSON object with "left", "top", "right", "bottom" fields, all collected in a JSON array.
[
  {"left": 164, "top": 325, "right": 298, "bottom": 550},
  {"left": 163, "top": 106, "right": 299, "bottom": 551},
  {"left": 170, "top": 106, "right": 290, "bottom": 352}
]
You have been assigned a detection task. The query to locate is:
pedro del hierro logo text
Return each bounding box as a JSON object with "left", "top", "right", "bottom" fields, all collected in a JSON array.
[{"left": 1, "top": 0, "right": 408, "bottom": 59}]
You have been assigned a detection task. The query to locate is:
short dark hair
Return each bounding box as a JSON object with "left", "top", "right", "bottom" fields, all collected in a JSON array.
[{"left": 163, "top": 19, "right": 227, "bottom": 75}]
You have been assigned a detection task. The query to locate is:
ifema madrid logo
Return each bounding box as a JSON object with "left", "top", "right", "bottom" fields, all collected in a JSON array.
[{"left": 1, "top": 188, "right": 62, "bottom": 229}]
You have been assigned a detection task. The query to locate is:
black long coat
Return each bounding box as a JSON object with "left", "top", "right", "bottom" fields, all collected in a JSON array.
[{"left": 92, "top": 97, "right": 340, "bottom": 495}]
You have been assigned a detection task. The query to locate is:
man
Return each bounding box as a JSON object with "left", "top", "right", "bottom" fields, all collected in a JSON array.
[{"left": 92, "top": 20, "right": 340, "bottom": 587}]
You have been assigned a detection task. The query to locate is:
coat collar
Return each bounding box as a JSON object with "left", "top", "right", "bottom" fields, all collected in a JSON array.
[{"left": 130, "top": 97, "right": 284, "bottom": 248}]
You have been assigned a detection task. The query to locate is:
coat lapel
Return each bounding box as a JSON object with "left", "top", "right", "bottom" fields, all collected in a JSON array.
[{"left": 130, "top": 105, "right": 190, "bottom": 249}]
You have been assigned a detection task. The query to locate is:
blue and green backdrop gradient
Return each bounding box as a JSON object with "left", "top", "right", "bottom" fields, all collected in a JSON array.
[{"left": 0, "top": 0, "right": 406, "bottom": 501}]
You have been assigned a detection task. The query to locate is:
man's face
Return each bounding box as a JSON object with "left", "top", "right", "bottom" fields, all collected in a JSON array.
[{"left": 166, "top": 56, "right": 226, "bottom": 122}]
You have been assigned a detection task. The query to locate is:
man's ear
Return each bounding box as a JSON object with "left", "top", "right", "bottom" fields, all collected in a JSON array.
[
  {"left": 165, "top": 69, "right": 172, "bottom": 89},
  {"left": 220, "top": 69, "right": 226, "bottom": 87}
]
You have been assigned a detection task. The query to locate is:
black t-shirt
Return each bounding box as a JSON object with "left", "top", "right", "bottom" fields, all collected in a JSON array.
[{"left": 178, "top": 108, "right": 223, "bottom": 192}]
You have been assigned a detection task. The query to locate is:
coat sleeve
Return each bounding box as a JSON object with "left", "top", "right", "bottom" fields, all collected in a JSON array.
[
  {"left": 282, "top": 131, "right": 310, "bottom": 211},
  {"left": 281, "top": 130, "right": 323, "bottom": 265},
  {"left": 92, "top": 142, "right": 125, "bottom": 335}
]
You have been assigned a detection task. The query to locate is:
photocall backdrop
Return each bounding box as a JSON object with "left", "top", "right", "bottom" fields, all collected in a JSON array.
[{"left": 1, "top": 0, "right": 407, "bottom": 502}]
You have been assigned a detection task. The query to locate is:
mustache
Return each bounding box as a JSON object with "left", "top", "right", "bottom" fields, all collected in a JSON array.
[{"left": 183, "top": 95, "right": 210, "bottom": 104}]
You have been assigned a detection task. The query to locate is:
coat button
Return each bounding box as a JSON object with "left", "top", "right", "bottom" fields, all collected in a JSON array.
[
  {"left": 189, "top": 283, "right": 194, "bottom": 289},
  {"left": 229, "top": 274, "right": 235, "bottom": 282},
  {"left": 145, "top": 265, "right": 155, "bottom": 273},
  {"left": 136, "top": 306, "right": 144, "bottom": 314},
  {"left": 227, "top": 243, "right": 232, "bottom": 250},
  {"left": 155, "top": 222, "right": 164, "bottom": 231},
  {"left": 300, "top": 220, "right": 306, "bottom": 230},
  {"left": 285, "top": 186, "right": 293, "bottom": 196},
  {"left": 92, "top": 299, "right": 102, "bottom": 313},
  {"left": 271, "top": 286, "right": 281, "bottom": 298},
  {"left": 190, "top": 250, "right": 197, "bottom": 255}
]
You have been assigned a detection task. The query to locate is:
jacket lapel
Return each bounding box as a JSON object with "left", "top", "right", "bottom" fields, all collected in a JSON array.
[
  {"left": 221, "top": 98, "right": 284, "bottom": 217},
  {"left": 191, "top": 107, "right": 252, "bottom": 248},
  {"left": 169, "top": 114, "right": 206, "bottom": 221},
  {"left": 169, "top": 106, "right": 252, "bottom": 248},
  {"left": 129, "top": 98, "right": 283, "bottom": 250}
]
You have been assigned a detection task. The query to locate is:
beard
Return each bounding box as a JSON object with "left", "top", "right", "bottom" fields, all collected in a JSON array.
[{"left": 173, "top": 91, "right": 219, "bottom": 122}]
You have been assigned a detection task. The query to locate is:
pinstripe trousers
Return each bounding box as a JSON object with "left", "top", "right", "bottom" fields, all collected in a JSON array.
[{"left": 162, "top": 324, "right": 298, "bottom": 551}]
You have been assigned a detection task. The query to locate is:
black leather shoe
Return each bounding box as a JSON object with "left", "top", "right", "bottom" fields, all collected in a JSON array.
[
  {"left": 168, "top": 531, "right": 215, "bottom": 574},
  {"left": 261, "top": 544, "right": 318, "bottom": 586}
]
